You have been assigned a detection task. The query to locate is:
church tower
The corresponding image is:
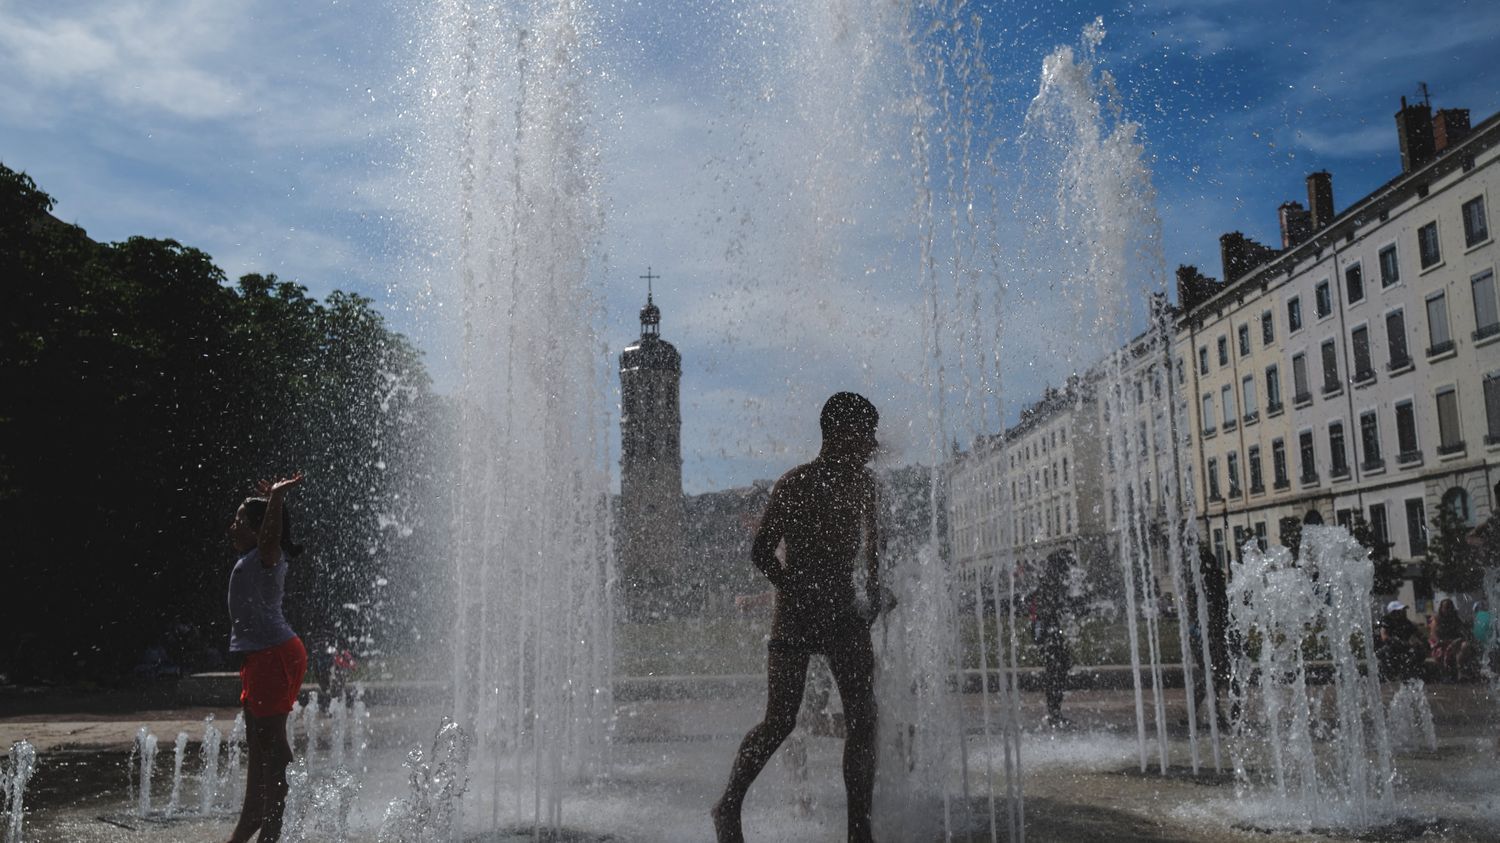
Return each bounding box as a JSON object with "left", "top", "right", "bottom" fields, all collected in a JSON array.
[{"left": 618, "top": 269, "right": 685, "bottom": 620}]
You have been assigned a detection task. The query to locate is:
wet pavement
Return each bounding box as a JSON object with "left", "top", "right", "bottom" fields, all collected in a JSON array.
[{"left": 2, "top": 679, "right": 1496, "bottom": 841}]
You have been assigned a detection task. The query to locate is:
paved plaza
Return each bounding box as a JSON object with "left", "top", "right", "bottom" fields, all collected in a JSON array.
[{"left": 2, "top": 679, "right": 1497, "bottom": 842}]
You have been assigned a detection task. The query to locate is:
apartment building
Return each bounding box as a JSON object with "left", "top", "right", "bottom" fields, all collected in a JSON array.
[
  {"left": 1179, "top": 100, "right": 1498, "bottom": 607},
  {"left": 947, "top": 382, "right": 1109, "bottom": 584}
]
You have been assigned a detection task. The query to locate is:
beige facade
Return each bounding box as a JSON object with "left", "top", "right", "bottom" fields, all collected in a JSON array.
[{"left": 948, "top": 101, "right": 1498, "bottom": 615}]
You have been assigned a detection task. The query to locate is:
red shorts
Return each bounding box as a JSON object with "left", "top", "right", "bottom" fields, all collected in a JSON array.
[{"left": 239, "top": 636, "right": 307, "bottom": 718}]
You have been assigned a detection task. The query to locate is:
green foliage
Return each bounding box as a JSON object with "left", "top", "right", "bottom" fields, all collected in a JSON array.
[
  {"left": 1346, "top": 510, "right": 1406, "bottom": 594},
  {"left": 1423, "top": 499, "right": 1483, "bottom": 595},
  {"left": 0, "top": 162, "right": 438, "bottom": 681}
]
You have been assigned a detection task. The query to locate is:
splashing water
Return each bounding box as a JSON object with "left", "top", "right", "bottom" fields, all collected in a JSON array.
[
  {"left": 132, "top": 727, "right": 158, "bottom": 818},
  {"left": 1386, "top": 680, "right": 1437, "bottom": 753},
  {"left": 378, "top": 718, "right": 473, "bottom": 843},
  {"left": 201, "top": 715, "right": 223, "bottom": 816},
  {"left": 166, "top": 731, "right": 188, "bottom": 817},
  {"left": 4, "top": 741, "right": 36, "bottom": 843},
  {"left": 1227, "top": 526, "right": 1395, "bottom": 830}
]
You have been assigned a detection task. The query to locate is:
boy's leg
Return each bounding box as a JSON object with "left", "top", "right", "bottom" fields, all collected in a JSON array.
[
  {"left": 826, "top": 632, "right": 876, "bottom": 843},
  {"left": 714, "top": 645, "right": 811, "bottom": 843}
]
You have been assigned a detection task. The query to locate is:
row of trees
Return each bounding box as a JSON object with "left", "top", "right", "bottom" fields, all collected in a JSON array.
[{"left": 0, "top": 164, "right": 444, "bottom": 681}]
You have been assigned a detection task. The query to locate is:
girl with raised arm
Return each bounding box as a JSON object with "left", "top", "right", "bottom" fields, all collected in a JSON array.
[{"left": 223, "top": 472, "right": 306, "bottom": 843}]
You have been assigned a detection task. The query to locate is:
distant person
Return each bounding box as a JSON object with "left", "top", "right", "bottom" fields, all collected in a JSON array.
[
  {"left": 713, "top": 392, "right": 890, "bottom": 843},
  {"left": 1028, "top": 550, "right": 1075, "bottom": 728},
  {"left": 1474, "top": 600, "right": 1496, "bottom": 675},
  {"left": 1184, "top": 549, "right": 1233, "bottom": 729},
  {"left": 224, "top": 473, "right": 307, "bottom": 843},
  {"left": 1429, "top": 598, "right": 1475, "bottom": 682},
  {"left": 1375, "top": 601, "right": 1427, "bottom": 682}
]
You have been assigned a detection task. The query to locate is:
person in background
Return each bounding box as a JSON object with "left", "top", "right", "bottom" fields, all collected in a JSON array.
[
  {"left": 1430, "top": 597, "right": 1476, "bottom": 682},
  {"left": 1375, "top": 601, "right": 1426, "bottom": 682},
  {"left": 224, "top": 473, "right": 306, "bottom": 843},
  {"left": 1029, "top": 549, "right": 1076, "bottom": 728}
]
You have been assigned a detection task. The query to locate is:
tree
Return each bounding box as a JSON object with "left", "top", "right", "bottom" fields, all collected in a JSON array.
[
  {"left": 1346, "top": 511, "right": 1405, "bottom": 595},
  {"left": 1423, "top": 499, "right": 1483, "bottom": 595}
]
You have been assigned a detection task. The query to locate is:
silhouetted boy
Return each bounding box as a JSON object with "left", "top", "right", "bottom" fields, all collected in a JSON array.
[{"left": 713, "top": 392, "right": 886, "bottom": 843}]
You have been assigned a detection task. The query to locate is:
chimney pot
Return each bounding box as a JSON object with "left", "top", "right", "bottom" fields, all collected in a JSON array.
[
  {"left": 1395, "top": 98, "right": 1436, "bottom": 172},
  {"left": 1279, "top": 200, "right": 1313, "bottom": 248},
  {"left": 1306, "top": 171, "right": 1335, "bottom": 231},
  {"left": 1433, "top": 108, "right": 1471, "bottom": 154}
]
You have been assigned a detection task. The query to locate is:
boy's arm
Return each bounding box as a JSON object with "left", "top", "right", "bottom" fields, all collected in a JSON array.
[
  {"left": 752, "top": 480, "right": 789, "bottom": 589},
  {"left": 864, "top": 474, "right": 883, "bottom": 611},
  {"left": 256, "top": 473, "right": 304, "bottom": 568}
]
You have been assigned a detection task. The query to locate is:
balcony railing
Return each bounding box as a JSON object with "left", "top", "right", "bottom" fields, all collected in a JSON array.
[
  {"left": 1427, "top": 339, "right": 1456, "bottom": 358},
  {"left": 1300, "top": 471, "right": 1320, "bottom": 485},
  {"left": 1273, "top": 478, "right": 1291, "bottom": 491},
  {"left": 1397, "top": 449, "right": 1423, "bottom": 465},
  {"left": 1330, "top": 462, "right": 1351, "bottom": 480},
  {"left": 1353, "top": 368, "right": 1376, "bottom": 385},
  {"left": 1266, "top": 399, "right": 1284, "bottom": 415},
  {"left": 1437, "top": 440, "right": 1466, "bottom": 456},
  {"left": 1387, "top": 354, "right": 1412, "bottom": 372},
  {"left": 1322, "top": 381, "right": 1343, "bottom": 396},
  {"left": 1228, "top": 486, "right": 1242, "bottom": 499},
  {"left": 1243, "top": 411, "right": 1260, "bottom": 425},
  {"left": 1293, "top": 390, "right": 1313, "bottom": 406},
  {"left": 1223, "top": 418, "right": 1238, "bottom": 432},
  {"left": 1361, "top": 457, "right": 1386, "bottom": 472},
  {"left": 1473, "top": 323, "right": 1500, "bottom": 342},
  {"left": 1250, "top": 482, "right": 1265, "bottom": 495}
]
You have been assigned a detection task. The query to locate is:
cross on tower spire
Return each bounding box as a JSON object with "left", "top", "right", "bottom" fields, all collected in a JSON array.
[{"left": 639, "top": 266, "right": 662, "bottom": 337}]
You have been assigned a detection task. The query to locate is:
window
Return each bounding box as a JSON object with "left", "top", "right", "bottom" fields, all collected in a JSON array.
[
  {"left": 1207, "top": 457, "right": 1221, "bottom": 500},
  {"left": 1386, "top": 309, "right": 1410, "bottom": 369},
  {"left": 1345, "top": 263, "right": 1365, "bottom": 304},
  {"left": 1472, "top": 270, "right": 1499, "bottom": 340},
  {"left": 1486, "top": 375, "right": 1500, "bottom": 445},
  {"left": 1462, "top": 196, "right": 1489, "bottom": 247},
  {"left": 1360, "top": 411, "right": 1382, "bottom": 469},
  {"left": 1135, "top": 379, "right": 1144, "bottom": 405},
  {"left": 1062, "top": 456, "right": 1069, "bottom": 483},
  {"left": 1217, "top": 335, "right": 1229, "bottom": 366},
  {"left": 1299, "top": 431, "right": 1317, "bottom": 483},
  {"left": 1238, "top": 324, "right": 1250, "bottom": 356},
  {"left": 1261, "top": 310, "right": 1275, "bottom": 345},
  {"left": 1378, "top": 244, "right": 1400, "bottom": 287},
  {"left": 1427, "top": 293, "right": 1452, "bottom": 356},
  {"left": 1315, "top": 281, "right": 1333, "bottom": 318},
  {"left": 1213, "top": 528, "right": 1226, "bottom": 565},
  {"left": 1329, "top": 421, "right": 1349, "bottom": 477},
  {"left": 1227, "top": 451, "right": 1241, "bottom": 496},
  {"left": 1221, "top": 384, "right": 1236, "bottom": 429},
  {"left": 1242, "top": 375, "right": 1257, "bottom": 419},
  {"left": 1395, "top": 400, "right": 1420, "bottom": 462},
  {"left": 1138, "top": 421, "right": 1148, "bottom": 458},
  {"left": 1272, "top": 438, "right": 1289, "bottom": 488},
  {"left": 1255, "top": 521, "right": 1268, "bottom": 551},
  {"left": 1436, "top": 387, "right": 1463, "bottom": 454},
  {"left": 1249, "top": 445, "right": 1264, "bottom": 493},
  {"left": 1266, "top": 364, "right": 1282, "bottom": 411},
  {"left": 1418, "top": 221, "right": 1441, "bottom": 268},
  {"left": 1321, "top": 339, "right": 1340, "bottom": 394},
  {"left": 1288, "top": 296, "right": 1303, "bottom": 332},
  {"left": 1201, "top": 393, "right": 1216, "bottom": 434},
  {"left": 1444, "top": 487, "right": 1472, "bottom": 525},
  {"left": 1292, "top": 353, "right": 1310, "bottom": 403},
  {"left": 1406, "top": 498, "right": 1427, "bottom": 556},
  {"left": 1369, "top": 504, "right": 1389, "bottom": 556},
  {"left": 1351, "top": 326, "right": 1373, "bottom": 381},
  {"left": 1199, "top": 345, "right": 1209, "bottom": 375},
  {"left": 1177, "top": 357, "right": 1185, "bottom": 385}
]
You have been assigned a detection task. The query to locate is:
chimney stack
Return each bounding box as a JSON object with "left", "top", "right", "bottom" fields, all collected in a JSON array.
[
  {"left": 1219, "top": 233, "right": 1277, "bottom": 284},
  {"left": 1176, "top": 264, "right": 1222, "bottom": 313},
  {"left": 1306, "top": 171, "right": 1335, "bottom": 231},
  {"left": 1433, "top": 108, "right": 1471, "bottom": 155},
  {"left": 1396, "top": 96, "right": 1436, "bottom": 172},
  {"left": 1279, "top": 201, "right": 1313, "bottom": 248}
]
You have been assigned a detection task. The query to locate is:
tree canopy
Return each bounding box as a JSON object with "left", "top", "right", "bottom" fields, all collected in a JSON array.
[{"left": 0, "top": 162, "right": 439, "bottom": 681}]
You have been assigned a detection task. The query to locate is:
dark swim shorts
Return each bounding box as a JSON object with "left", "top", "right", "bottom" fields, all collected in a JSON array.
[{"left": 768, "top": 606, "right": 870, "bottom": 656}]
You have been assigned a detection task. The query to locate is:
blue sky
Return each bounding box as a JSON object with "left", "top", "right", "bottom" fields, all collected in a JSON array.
[{"left": 4, "top": 0, "right": 1498, "bottom": 493}]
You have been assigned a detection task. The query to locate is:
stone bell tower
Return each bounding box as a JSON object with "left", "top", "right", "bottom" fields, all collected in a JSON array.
[{"left": 618, "top": 268, "right": 685, "bottom": 620}]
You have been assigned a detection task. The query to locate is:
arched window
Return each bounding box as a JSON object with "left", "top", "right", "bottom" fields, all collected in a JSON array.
[
  {"left": 1303, "top": 509, "right": 1324, "bottom": 525},
  {"left": 1442, "top": 487, "right": 1472, "bottom": 525}
]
